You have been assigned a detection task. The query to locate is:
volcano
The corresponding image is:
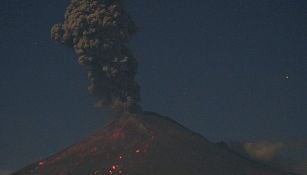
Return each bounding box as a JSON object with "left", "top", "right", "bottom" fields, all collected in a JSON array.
[{"left": 12, "top": 112, "right": 296, "bottom": 175}]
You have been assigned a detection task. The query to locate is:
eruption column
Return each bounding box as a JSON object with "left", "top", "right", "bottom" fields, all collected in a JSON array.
[{"left": 51, "top": 0, "right": 141, "bottom": 112}]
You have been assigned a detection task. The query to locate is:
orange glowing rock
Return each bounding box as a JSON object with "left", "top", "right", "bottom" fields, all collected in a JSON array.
[{"left": 38, "top": 161, "right": 45, "bottom": 166}]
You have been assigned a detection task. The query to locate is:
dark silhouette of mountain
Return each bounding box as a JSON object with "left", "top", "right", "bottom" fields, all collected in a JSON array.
[{"left": 12, "top": 112, "right": 297, "bottom": 175}]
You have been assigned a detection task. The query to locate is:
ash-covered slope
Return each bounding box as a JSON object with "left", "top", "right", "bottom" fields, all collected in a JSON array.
[{"left": 12, "top": 112, "right": 294, "bottom": 175}]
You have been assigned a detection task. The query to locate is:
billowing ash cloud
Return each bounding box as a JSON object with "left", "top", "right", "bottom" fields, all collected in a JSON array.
[
  {"left": 51, "top": 0, "right": 141, "bottom": 112},
  {"left": 227, "top": 140, "right": 307, "bottom": 174},
  {"left": 243, "top": 141, "right": 284, "bottom": 161}
]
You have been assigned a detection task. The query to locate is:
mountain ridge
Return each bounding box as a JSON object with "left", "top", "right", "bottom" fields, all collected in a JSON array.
[{"left": 12, "top": 112, "right": 297, "bottom": 175}]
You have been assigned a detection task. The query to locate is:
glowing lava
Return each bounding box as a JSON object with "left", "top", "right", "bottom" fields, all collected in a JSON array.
[
  {"left": 38, "top": 161, "right": 45, "bottom": 166},
  {"left": 108, "top": 164, "right": 122, "bottom": 175}
]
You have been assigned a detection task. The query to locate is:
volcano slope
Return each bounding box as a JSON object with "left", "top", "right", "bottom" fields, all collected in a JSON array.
[{"left": 12, "top": 112, "right": 296, "bottom": 175}]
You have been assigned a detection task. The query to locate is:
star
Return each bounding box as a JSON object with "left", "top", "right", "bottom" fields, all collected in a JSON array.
[{"left": 282, "top": 73, "right": 289, "bottom": 80}]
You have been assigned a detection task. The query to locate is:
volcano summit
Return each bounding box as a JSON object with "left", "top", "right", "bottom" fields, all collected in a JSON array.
[{"left": 12, "top": 112, "right": 295, "bottom": 175}]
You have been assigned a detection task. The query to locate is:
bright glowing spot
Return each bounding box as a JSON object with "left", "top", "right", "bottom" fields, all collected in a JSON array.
[
  {"left": 135, "top": 149, "right": 140, "bottom": 153},
  {"left": 38, "top": 161, "right": 45, "bottom": 166},
  {"left": 119, "top": 155, "right": 123, "bottom": 159},
  {"left": 112, "top": 165, "right": 117, "bottom": 170}
]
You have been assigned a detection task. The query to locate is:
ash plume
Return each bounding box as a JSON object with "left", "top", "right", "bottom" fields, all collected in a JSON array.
[
  {"left": 51, "top": 0, "right": 141, "bottom": 112},
  {"left": 244, "top": 141, "right": 284, "bottom": 161},
  {"left": 227, "top": 140, "right": 307, "bottom": 174}
]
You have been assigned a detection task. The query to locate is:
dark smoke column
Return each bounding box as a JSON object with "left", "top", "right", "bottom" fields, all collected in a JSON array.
[{"left": 51, "top": 0, "right": 141, "bottom": 112}]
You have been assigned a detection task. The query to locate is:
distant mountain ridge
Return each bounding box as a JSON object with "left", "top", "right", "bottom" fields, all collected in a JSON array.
[{"left": 12, "top": 112, "right": 298, "bottom": 175}]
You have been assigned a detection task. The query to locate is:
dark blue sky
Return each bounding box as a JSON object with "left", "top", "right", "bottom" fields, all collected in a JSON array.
[{"left": 0, "top": 0, "right": 306, "bottom": 171}]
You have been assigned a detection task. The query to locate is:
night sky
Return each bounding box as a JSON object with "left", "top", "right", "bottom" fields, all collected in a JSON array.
[{"left": 0, "top": 0, "right": 306, "bottom": 172}]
